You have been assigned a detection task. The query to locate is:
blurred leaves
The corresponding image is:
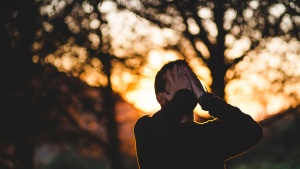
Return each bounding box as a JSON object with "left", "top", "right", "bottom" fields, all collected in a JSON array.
[
  {"left": 120, "top": 0, "right": 300, "bottom": 103},
  {"left": 1, "top": 0, "right": 142, "bottom": 168}
]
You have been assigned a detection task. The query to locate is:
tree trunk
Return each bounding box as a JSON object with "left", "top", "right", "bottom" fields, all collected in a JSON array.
[
  {"left": 207, "top": 1, "right": 228, "bottom": 99},
  {"left": 0, "top": 0, "right": 39, "bottom": 168},
  {"left": 103, "top": 88, "right": 124, "bottom": 169},
  {"left": 101, "top": 54, "right": 124, "bottom": 169}
]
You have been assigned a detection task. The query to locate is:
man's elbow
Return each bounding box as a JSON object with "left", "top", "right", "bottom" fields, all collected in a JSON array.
[{"left": 258, "top": 124, "right": 264, "bottom": 140}]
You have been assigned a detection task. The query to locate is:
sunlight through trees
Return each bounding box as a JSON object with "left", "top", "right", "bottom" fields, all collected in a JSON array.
[{"left": 1, "top": 0, "right": 299, "bottom": 169}]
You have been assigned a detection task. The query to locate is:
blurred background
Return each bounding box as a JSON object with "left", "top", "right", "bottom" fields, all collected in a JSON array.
[{"left": 0, "top": 0, "right": 299, "bottom": 169}]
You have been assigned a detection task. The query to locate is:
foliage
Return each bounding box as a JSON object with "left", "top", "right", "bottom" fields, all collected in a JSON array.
[
  {"left": 120, "top": 0, "right": 300, "bottom": 102},
  {"left": 41, "top": 146, "right": 110, "bottom": 169},
  {"left": 0, "top": 0, "right": 141, "bottom": 169}
]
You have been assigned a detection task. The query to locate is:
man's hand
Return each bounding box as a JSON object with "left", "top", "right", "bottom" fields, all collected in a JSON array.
[
  {"left": 184, "top": 66, "right": 206, "bottom": 100},
  {"left": 162, "top": 64, "right": 191, "bottom": 102}
]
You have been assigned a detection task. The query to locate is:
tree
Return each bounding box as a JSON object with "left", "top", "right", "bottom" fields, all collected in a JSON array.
[
  {"left": 32, "top": 0, "right": 151, "bottom": 168},
  {"left": 119, "top": 0, "right": 300, "bottom": 100},
  {"left": 0, "top": 0, "right": 141, "bottom": 169}
]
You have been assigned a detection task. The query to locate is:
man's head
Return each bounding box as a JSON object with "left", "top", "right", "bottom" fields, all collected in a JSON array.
[{"left": 154, "top": 59, "right": 192, "bottom": 106}]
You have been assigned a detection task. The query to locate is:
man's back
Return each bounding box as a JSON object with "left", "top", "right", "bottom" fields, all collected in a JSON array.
[{"left": 135, "top": 117, "right": 225, "bottom": 169}]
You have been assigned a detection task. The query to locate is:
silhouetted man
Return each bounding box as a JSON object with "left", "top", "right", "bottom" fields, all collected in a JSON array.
[{"left": 134, "top": 59, "right": 263, "bottom": 169}]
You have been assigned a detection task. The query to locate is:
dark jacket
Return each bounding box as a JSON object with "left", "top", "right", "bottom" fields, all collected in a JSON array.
[{"left": 134, "top": 89, "right": 263, "bottom": 169}]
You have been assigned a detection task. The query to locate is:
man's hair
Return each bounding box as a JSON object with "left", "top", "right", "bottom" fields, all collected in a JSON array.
[{"left": 154, "top": 59, "right": 191, "bottom": 93}]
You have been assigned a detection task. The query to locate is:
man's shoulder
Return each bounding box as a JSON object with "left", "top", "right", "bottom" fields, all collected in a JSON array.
[
  {"left": 136, "top": 115, "right": 150, "bottom": 123},
  {"left": 134, "top": 115, "right": 151, "bottom": 129}
]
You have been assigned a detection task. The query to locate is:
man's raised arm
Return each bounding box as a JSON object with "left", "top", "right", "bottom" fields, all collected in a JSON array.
[{"left": 200, "top": 92, "right": 263, "bottom": 160}]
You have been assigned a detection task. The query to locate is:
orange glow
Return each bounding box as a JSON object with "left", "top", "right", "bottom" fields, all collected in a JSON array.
[
  {"left": 119, "top": 50, "right": 212, "bottom": 118},
  {"left": 32, "top": 55, "right": 40, "bottom": 63},
  {"left": 225, "top": 36, "right": 251, "bottom": 59},
  {"left": 43, "top": 36, "right": 300, "bottom": 122},
  {"left": 80, "top": 68, "right": 108, "bottom": 87},
  {"left": 40, "top": 1, "right": 300, "bottom": 122},
  {"left": 43, "top": 43, "right": 109, "bottom": 87},
  {"left": 226, "top": 37, "right": 300, "bottom": 121}
]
